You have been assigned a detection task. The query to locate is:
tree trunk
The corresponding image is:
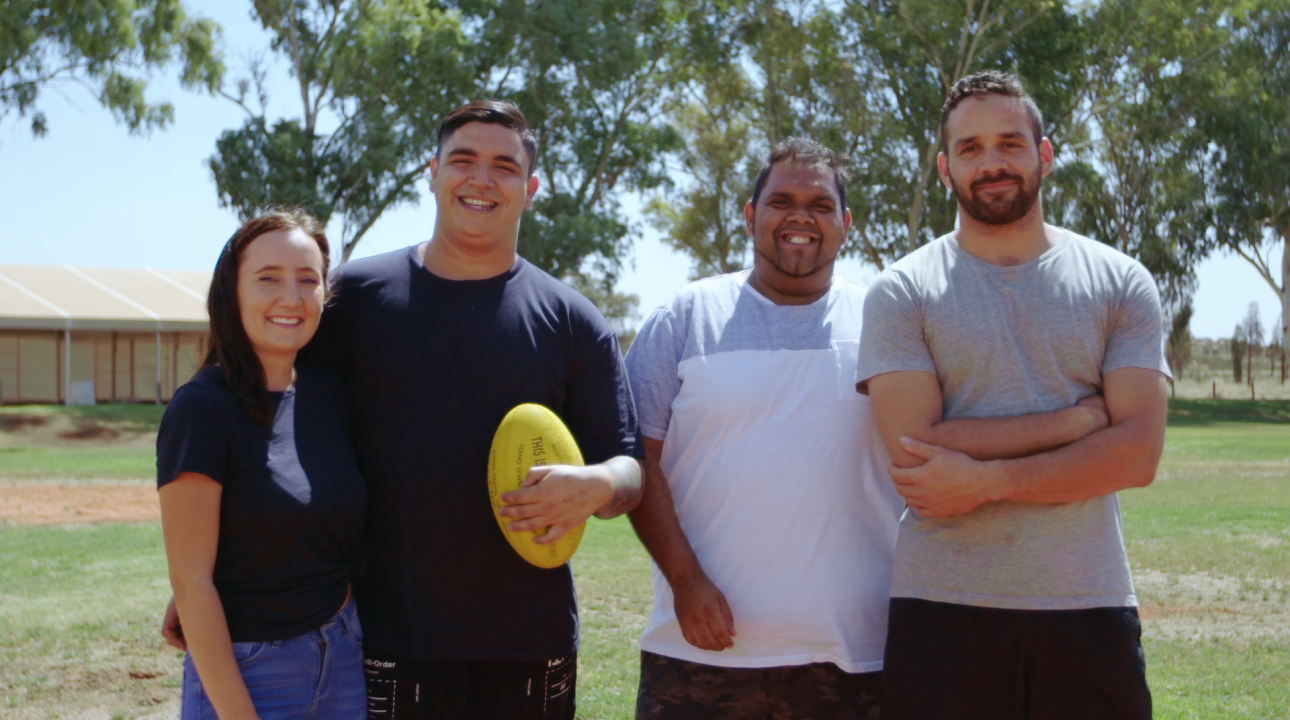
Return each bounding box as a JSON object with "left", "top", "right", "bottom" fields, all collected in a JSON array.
[
  {"left": 1282, "top": 228, "right": 1288, "bottom": 377},
  {"left": 906, "top": 141, "right": 941, "bottom": 253}
]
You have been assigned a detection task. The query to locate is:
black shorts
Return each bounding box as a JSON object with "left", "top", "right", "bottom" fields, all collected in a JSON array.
[
  {"left": 636, "top": 650, "right": 883, "bottom": 720},
  {"left": 881, "top": 598, "right": 1151, "bottom": 720},
  {"left": 363, "top": 648, "right": 576, "bottom": 720}
]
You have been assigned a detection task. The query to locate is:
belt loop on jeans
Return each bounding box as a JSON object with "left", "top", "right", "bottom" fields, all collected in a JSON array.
[{"left": 336, "top": 593, "right": 356, "bottom": 637}]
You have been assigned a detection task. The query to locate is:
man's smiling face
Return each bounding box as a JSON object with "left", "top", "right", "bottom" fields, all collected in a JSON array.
[
  {"left": 430, "top": 121, "right": 538, "bottom": 249},
  {"left": 745, "top": 162, "right": 850, "bottom": 282}
]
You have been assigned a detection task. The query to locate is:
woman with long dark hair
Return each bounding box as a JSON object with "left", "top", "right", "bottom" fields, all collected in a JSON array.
[{"left": 157, "top": 209, "right": 367, "bottom": 719}]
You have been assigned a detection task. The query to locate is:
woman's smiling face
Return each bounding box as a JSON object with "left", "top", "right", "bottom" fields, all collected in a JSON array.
[{"left": 236, "top": 228, "right": 326, "bottom": 365}]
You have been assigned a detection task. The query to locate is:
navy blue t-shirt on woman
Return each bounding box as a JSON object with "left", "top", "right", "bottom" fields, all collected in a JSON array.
[
  {"left": 156, "top": 365, "right": 367, "bottom": 642},
  {"left": 301, "top": 247, "right": 642, "bottom": 663}
]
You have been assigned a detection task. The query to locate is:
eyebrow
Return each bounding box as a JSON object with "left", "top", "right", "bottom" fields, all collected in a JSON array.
[
  {"left": 248, "top": 264, "right": 320, "bottom": 274},
  {"left": 446, "top": 148, "right": 523, "bottom": 168}
]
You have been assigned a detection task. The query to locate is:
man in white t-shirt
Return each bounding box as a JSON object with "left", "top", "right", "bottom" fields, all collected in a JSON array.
[{"left": 624, "top": 137, "right": 903, "bottom": 719}]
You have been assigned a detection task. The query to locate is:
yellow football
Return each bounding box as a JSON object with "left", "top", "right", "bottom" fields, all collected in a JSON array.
[{"left": 487, "top": 403, "right": 587, "bottom": 569}]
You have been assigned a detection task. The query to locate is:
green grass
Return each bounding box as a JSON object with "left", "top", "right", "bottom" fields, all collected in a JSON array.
[
  {"left": 0, "top": 524, "right": 178, "bottom": 717},
  {"left": 1167, "top": 398, "right": 1290, "bottom": 426},
  {"left": 0, "top": 518, "right": 654, "bottom": 719},
  {"left": 0, "top": 403, "right": 162, "bottom": 480},
  {"left": 572, "top": 518, "right": 653, "bottom": 718},
  {"left": 1147, "top": 639, "right": 1290, "bottom": 719},
  {"left": 0, "top": 403, "right": 165, "bottom": 432},
  {"left": 1123, "top": 420, "right": 1290, "bottom": 719},
  {"left": 0, "top": 447, "right": 155, "bottom": 480},
  {"left": 1160, "top": 424, "right": 1290, "bottom": 462},
  {"left": 1, "top": 404, "right": 1288, "bottom": 718},
  {"left": 1122, "top": 411, "right": 1290, "bottom": 580}
]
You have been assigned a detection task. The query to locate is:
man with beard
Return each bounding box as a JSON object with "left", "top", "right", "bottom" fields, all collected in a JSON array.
[
  {"left": 858, "top": 71, "right": 1168, "bottom": 719},
  {"left": 625, "top": 137, "right": 903, "bottom": 719}
]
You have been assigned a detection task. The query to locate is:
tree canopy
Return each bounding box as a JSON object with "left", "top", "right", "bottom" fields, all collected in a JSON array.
[
  {"left": 196, "top": 0, "right": 1287, "bottom": 335},
  {"left": 1, "top": 0, "right": 223, "bottom": 138}
]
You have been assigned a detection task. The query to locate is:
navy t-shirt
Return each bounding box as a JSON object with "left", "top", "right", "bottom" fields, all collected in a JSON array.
[
  {"left": 301, "top": 247, "right": 642, "bottom": 662},
  {"left": 156, "top": 365, "right": 367, "bottom": 642}
]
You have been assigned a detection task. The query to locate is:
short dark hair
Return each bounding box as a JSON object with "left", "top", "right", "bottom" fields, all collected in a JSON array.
[
  {"left": 750, "top": 137, "right": 851, "bottom": 209},
  {"left": 436, "top": 99, "right": 539, "bottom": 175},
  {"left": 940, "top": 70, "right": 1044, "bottom": 151},
  {"left": 202, "top": 208, "right": 330, "bottom": 426}
]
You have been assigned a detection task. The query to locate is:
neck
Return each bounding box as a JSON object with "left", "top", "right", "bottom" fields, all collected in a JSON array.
[
  {"left": 258, "top": 352, "right": 296, "bottom": 392},
  {"left": 954, "top": 204, "right": 1055, "bottom": 266},
  {"left": 421, "top": 229, "right": 518, "bottom": 280},
  {"left": 746, "top": 267, "right": 832, "bottom": 306}
]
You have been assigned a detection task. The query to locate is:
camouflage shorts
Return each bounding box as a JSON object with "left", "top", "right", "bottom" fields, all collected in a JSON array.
[{"left": 635, "top": 651, "right": 882, "bottom": 720}]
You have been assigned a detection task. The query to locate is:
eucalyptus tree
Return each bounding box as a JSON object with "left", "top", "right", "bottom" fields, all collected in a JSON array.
[
  {"left": 1, "top": 0, "right": 222, "bottom": 138},
  {"left": 207, "top": 0, "right": 477, "bottom": 261},
  {"left": 1195, "top": 0, "right": 1290, "bottom": 356},
  {"left": 647, "top": 0, "right": 890, "bottom": 277},
  {"left": 470, "top": 0, "right": 698, "bottom": 303},
  {"left": 646, "top": 64, "right": 760, "bottom": 279},
  {"left": 1044, "top": 0, "right": 1267, "bottom": 338},
  {"left": 208, "top": 0, "right": 704, "bottom": 328},
  {"left": 840, "top": 0, "right": 1063, "bottom": 262}
]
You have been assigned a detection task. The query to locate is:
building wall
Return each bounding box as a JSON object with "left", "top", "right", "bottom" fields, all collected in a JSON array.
[
  {"left": 0, "top": 330, "right": 206, "bottom": 405},
  {"left": 94, "top": 337, "right": 113, "bottom": 402},
  {"left": 0, "top": 332, "right": 17, "bottom": 404},
  {"left": 0, "top": 331, "right": 60, "bottom": 403}
]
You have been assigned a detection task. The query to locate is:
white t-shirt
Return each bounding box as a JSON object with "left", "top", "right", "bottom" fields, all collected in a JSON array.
[{"left": 624, "top": 271, "right": 903, "bottom": 673}]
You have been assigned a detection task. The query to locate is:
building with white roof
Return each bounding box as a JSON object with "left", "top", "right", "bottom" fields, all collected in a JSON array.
[{"left": 0, "top": 264, "right": 212, "bottom": 405}]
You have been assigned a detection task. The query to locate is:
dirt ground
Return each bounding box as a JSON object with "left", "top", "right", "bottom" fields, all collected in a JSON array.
[
  {"left": 0, "top": 482, "right": 159, "bottom": 526},
  {"left": 0, "top": 411, "right": 157, "bottom": 449}
]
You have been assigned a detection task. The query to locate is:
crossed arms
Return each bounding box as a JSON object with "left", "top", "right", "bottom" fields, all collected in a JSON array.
[{"left": 866, "top": 366, "right": 1169, "bottom": 518}]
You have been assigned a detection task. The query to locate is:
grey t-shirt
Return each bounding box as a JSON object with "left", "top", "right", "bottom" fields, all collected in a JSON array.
[{"left": 857, "top": 229, "right": 1170, "bottom": 610}]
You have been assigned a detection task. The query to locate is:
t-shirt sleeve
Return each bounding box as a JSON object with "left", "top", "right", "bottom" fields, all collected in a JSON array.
[
  {"left": 856, "top": 270, "right": 936, "bottom": 389},
  {"left": 623, "top": 303, "right": 685, "bottom": 441},
  {"left": 562, "top": 307, "right": 645, "bottom": 463},
  {"left": 156, "top": 385, "right": 232, "bottom": 488},
  {"left": 1103, "top": 262, "right": 1172, "bottom": 378}
]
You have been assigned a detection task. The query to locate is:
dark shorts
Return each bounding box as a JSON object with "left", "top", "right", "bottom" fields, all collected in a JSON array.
[
  {"left": 882, "top": 598, "right": 1151, "bottom": 720},
  {"left": 636, "top": 650, "right": 883, "bottom": 720},
  {"left": 363, "top": 648, "right": 575, "bottom": 720}
]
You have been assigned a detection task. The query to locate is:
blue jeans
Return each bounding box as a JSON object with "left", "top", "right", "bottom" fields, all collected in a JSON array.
[{"left": 182, "top": 597, "right": 366, "bottom": 720}]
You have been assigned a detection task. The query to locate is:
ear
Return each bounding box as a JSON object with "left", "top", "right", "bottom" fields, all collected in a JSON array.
[
  {"left": 1039, "top": 137, "right": 1054, "bottom": 178},
  {"left": 525, "top": 173, "right": 540, "bottom": 209},
  {"left": 428, "top": 157, "right": 439, "bottom": 189},
  {"left": 744, "top": 199, "right": 755, "bottom": 235},
  {"left": 937, "top": 152, "right": 951, "bottom": 189},
  {"left": 841, "top": 208, "right": 853, "bottom": 250}
]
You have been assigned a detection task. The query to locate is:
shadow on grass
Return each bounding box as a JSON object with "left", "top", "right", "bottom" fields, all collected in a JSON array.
[{"left": 1167, "top": 399, "right": 1290, "bottom": 427}]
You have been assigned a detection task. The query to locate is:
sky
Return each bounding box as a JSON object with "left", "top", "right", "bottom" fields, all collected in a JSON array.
[{"left": 1, "top": 2, "right": 1283, "bottom": 341}]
